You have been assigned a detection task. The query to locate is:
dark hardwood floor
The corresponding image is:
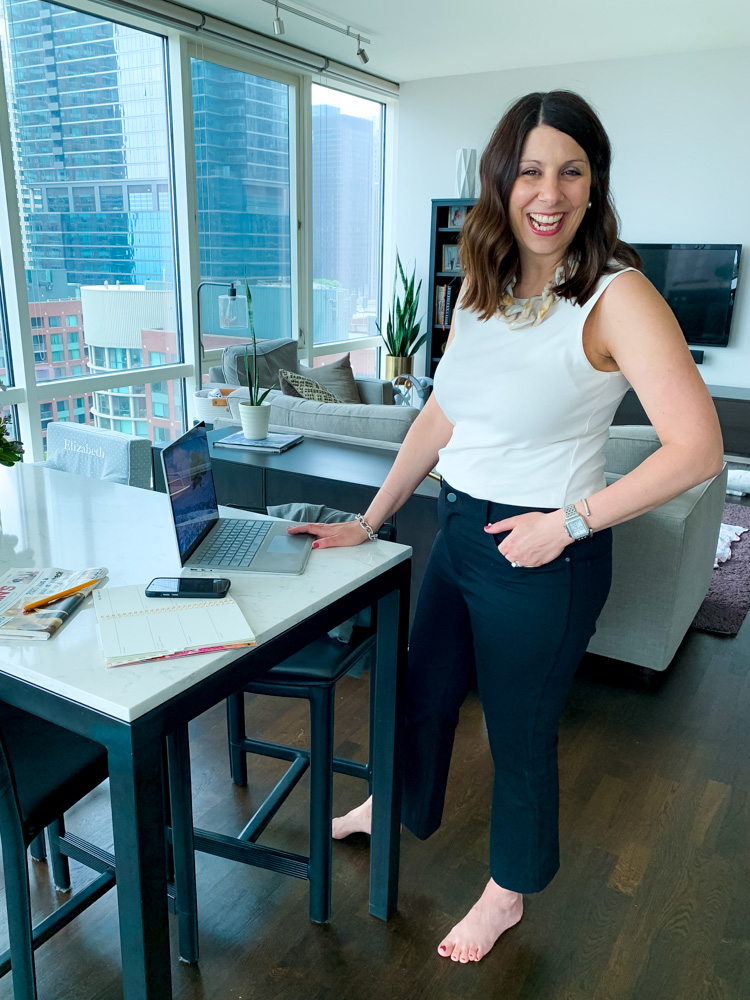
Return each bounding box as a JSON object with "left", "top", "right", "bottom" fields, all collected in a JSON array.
[{"left": 2, "top": 602, "right": 750, "bottom": 999}]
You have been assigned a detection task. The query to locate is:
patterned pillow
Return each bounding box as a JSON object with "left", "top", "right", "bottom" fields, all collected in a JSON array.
[{"left": 278, "top": 369, "right": 341, "bottom": 403}]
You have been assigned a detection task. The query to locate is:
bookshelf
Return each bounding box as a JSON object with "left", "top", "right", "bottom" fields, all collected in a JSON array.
[{"left": 425, "top": 197, "right": 476, "bottom": 378}]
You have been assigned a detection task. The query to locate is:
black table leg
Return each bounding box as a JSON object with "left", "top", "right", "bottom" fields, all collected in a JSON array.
[
  {"left": 108, "top": 726, "right": 172, "bottom": 1000},
  {"left": 369, "top": 571, "right": 409, "bottom": 920},
  {"left": 166, "top": 725, "right": 199, "bottom": 963}
]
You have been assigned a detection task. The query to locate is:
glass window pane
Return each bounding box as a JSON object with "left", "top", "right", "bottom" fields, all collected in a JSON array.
[
  {"left": 0, "top": 1, "right": 182, "bottom": 389},
  {"left": 311, "top": 85, "right": 384, "bottom": 348},
  {"left": 190, "top": 58, "right": 292, "bottom": 347},
  {"left": 41, "top": 378, "right": 183, "bottom": 443},
  {"left": 312, "top": 348, "right": 377, "bottom": 378}
]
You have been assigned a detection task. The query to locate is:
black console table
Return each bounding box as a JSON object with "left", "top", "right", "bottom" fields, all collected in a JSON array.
[{"left": 153, "top": 430, "right": 440, "bottom": 623}]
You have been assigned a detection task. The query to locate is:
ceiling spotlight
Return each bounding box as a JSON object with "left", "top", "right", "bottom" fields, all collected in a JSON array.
[
  {"left": 273, "top": 3, "right": 285, "bottom": 35},
  {"left": 356, "top": 34, "right": 369, "bottom": 64}
]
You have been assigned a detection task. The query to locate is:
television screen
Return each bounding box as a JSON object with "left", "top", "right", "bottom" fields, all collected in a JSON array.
[{"left": 630, "top": 243, "right": 741, "bottom": 347}]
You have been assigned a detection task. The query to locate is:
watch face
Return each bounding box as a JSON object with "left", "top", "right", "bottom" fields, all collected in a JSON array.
[{"left": 566, "top": 515, "right": 589, "bottom": 540}]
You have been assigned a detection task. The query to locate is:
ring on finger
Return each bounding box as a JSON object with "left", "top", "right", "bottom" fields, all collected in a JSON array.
[{"left": 510, "top": 560, "right": 519, "bottom": 568}]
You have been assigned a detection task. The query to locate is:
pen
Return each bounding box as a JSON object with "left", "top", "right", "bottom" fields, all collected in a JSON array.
[{"left": 22, "top": 578, "right": 99, "bottom": 615}]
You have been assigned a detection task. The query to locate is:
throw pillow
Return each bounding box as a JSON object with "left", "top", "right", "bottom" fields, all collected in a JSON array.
[
  {"left": 296, "top": 353, "right": 361, "bottom": 404},
  {"left": 278, "top": 369, "right": 340, "bottom": 403}
]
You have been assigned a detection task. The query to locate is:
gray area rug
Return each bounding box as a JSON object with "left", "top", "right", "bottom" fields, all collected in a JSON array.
[{"left": 691, "top": 503, "right": 750, "bottom": 636}]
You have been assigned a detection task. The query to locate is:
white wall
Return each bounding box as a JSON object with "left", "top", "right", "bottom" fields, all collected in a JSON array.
[{"left": 394, "top": 47, "right": 750, "bottom": 388}]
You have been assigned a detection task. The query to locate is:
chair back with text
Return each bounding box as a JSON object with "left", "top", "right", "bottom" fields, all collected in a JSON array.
[{"left": 41, "top": 422, "right": 152, "bottom": 489}]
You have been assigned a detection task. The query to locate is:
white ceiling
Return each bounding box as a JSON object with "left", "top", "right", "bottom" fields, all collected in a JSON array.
[{"left": 181, "top": 0, "right": 750, "bottom": 83}]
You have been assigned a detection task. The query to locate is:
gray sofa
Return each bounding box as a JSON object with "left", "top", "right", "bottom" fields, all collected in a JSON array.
[
  {"left": 587, "top": 425, "right": 727, "bottom": 672},
  {"left": 207, "top": 339, "right": 419, "bottom": 449}
]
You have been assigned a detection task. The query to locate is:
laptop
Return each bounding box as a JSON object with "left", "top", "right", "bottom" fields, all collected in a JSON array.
[{"left": 160, "top": 423, "right": 313, "bottom": 575}]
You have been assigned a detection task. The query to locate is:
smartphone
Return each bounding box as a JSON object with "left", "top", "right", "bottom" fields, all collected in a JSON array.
[{"left": 145, "top": 577, "right": 231, "bottom": 599}]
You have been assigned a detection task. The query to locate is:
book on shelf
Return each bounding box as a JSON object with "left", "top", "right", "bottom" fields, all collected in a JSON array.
[
  {"left": 434, "top": 284, "right": 446, "bottom": 326},
  {"left": 443, "top": 284, "right": 453, "bottom": 331},
  {"left": 0, "top": 566, "right": 108, "bottom": 640},
  {"left": 93, "top": 584, "right": 256, "bottom": 668},
  {"left": 213, "top": 430, "right": 303, "bottom": 454}
]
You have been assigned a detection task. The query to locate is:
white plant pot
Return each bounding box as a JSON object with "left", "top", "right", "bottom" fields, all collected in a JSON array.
[{"left": 239, "top": 401, "right": 271, "bottom": 440}]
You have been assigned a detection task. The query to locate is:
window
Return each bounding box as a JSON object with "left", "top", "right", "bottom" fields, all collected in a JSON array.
[
  {"left": 153, "top": 425, "right": 171, "bottom": 443},
  {"left": 71, "top": 365, "right": 82, "bottom": 376},
  {"left": 33, "top": 334, "right": 46, "bottom": 363},
  {"left": 191, "top": 57, "right": 293, "bottom": 341},
  {"left": 30, "top": 316, "right": 43, "bottom": 329},
  {"left": 56, "top": 399, "right": 69, "bottom": 420},
  {"left": 1, "top": 0, "right": 182, "bottom": 403},
  {"left": 311, "top": 85, "right": 384, "bottom": 374},
  {"left": 149, "top": 352, "right": 166, "bottom": 367},
  {"left": 50, "top": 333, "right": 64, "bottom": 362},
  {"left": 67, "top": 331, "right": 80, "bottom": 359}
]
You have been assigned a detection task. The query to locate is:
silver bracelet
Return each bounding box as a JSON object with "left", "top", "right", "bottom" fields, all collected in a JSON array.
[{"left": 354, "top": 513, "right": 377, "bottom": 541}]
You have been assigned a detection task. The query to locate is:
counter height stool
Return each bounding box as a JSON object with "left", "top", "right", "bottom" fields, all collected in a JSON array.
[
  {"left": 226, "top": 515, "right": 395, "bottom": 924},
  {"left": 0, "top": 702, "right": 115, "bottom": 1000}
]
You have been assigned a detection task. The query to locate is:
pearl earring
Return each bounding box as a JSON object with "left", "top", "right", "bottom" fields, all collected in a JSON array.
[{"left": 587, "top": 201, "right": 592, "bottom": 209}]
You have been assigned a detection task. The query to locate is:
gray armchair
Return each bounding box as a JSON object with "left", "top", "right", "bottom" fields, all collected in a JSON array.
[{"left": 587, "top": 425, "right": 727, "bottom": 672}]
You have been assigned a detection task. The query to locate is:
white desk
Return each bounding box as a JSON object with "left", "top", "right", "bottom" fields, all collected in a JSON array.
[{"left": 0, "top": 463, "right": 411, "bottom": 999}]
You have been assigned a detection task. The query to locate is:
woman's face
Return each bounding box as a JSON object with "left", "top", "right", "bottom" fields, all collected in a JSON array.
[{"left": 508, "top": 125, "right": 591, "bottom": 266}]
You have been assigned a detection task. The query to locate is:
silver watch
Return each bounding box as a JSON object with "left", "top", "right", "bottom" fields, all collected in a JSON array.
[{"left": 563, "top": 503, "right": 593, "bottom": 541}]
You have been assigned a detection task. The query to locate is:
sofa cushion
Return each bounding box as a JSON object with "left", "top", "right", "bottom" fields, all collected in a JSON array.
[
  {"left": 266, "top": 394, "right": 418, "bottom": 444},
  {"left": 278, "top": 369, "right": 341, "bottom": 403},
  {"left": 221, "top": 338, "right": 298, "bottom": 388},
  {"left": 295, "top": 353, "right": 361, "bottom": 404}
]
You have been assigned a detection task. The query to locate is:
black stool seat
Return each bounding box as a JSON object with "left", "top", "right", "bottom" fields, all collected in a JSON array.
[
  {"left": 256, "top": 630, "right": 376, "bottom": 687},
  {"left": 0, "top": 703, "right": 108, "bottom": 845}
]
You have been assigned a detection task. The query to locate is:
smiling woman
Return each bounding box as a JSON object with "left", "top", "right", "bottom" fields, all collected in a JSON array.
[
  {"left": 293, "top": 90, "right": 723, "bottom": 969},
  {"left": 459, "top": 90, "right": 641, "bottom": 319}
]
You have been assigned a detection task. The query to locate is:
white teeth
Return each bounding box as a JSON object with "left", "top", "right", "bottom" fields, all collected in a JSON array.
[{"left": 529, "top": 213, "right": 563, "bottom": 224}]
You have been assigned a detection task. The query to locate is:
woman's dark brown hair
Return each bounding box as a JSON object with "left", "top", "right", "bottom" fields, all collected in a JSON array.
[{"left": 460, "top": 90, "right": 641, "bottom": 320}]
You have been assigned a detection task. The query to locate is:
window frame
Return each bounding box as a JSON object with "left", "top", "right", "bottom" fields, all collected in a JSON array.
[{"left": 0, "top": 0, "right": 396, "bottom": 460}]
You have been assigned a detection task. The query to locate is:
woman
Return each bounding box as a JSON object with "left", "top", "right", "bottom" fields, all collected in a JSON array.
[{"left": 288, "top": 91, "right": 723, "bottom": 964}]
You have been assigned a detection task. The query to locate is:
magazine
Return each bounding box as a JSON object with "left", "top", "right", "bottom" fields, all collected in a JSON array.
[
  {"left": 0, "top": 566, "right": 108, "bottom": 641},
  {"left": 213, "top": 430, "right": 303, "bottom": 454}
]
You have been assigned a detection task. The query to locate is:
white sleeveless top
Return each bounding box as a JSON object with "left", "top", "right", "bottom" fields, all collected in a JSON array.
[{"left": 434, "top": 269, "right": 634, "bottom": 507}]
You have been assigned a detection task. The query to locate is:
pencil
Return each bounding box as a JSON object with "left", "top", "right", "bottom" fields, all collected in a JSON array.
[{"left": 22, "top": 578, "right": 99, "bottom": 615}]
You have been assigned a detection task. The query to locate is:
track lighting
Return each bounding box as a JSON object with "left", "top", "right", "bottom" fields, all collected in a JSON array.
[
  {"left": 273, "top": 2, "right": 285, "bottom": 34},
  {"left": 356, "top": 34, "right": 369, "bottom": 64}
]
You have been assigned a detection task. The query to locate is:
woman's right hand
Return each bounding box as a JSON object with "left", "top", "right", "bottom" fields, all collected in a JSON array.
[{"left": 287, "top": 520, "right": 371, "bottom": 549}]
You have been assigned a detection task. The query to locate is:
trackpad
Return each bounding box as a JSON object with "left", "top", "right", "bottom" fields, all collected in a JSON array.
[{"left": 267, "top": 535, "right": 308, "bottom": 554}]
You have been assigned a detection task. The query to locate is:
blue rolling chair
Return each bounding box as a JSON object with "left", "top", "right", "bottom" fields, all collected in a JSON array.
[
  {"left": 225, "top": 514, "right": 396, "bottom": 924},
  {"left": 0, "top": 702, "right": 115, "bottom": 1000}
]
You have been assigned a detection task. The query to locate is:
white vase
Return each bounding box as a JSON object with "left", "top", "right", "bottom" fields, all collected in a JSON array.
[
  {"left": 456, "top": 147, "right": 477, "bottom": 198},
  {"left": 239, "top": 401, "right": 271, "bottom": 440}
]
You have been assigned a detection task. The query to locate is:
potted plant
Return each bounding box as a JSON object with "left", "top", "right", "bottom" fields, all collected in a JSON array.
[
  {"left": 238, "top": 285, "right": 273, "bottom": 440},
  {"left": 0, "top": 414, "right": 23, "bottom": 466},
  {"left": 378, "top": 252, "right": 426, "bottom": 381}
]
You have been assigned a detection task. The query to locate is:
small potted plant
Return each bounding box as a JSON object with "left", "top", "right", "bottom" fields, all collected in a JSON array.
[
  {"left": 0, "top": 414, "right": 23, "bottom": 466},
  {"left": 238, "top": 285, "right": 273, "bottom": 440},
  {"left": 378, "top": 252, "right": 426, "bottom": 380}
]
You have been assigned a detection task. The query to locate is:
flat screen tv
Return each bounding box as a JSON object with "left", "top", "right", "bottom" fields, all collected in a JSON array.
[{"left": 630, "top": 243, "right": 741, "bottom": 347}]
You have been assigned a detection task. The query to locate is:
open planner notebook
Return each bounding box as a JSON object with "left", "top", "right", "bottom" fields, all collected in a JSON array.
[{"left": 93, "top": 585, "right": 256, "bottom": 667}]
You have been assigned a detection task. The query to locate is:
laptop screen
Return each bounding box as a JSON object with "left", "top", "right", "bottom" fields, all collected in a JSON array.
[{"left": 160, "top": 423, "right": 219, "bottom": 564}]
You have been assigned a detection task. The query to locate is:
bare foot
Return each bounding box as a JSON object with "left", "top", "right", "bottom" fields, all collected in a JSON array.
[
  {"left": 332, "top": 795, "right": 372, "bottom": 839},
  {"left": 437, "top": 878, "right": 523, "bottom": 963}
]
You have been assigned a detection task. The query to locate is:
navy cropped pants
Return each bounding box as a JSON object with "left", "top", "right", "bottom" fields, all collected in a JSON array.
[{"left": 401, "top": 484, "right": 612, "bottom": 893}]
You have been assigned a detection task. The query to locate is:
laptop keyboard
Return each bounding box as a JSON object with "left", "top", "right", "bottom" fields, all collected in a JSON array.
[{"left": 199, "top": 519, "right": 273, "bottom": 567}]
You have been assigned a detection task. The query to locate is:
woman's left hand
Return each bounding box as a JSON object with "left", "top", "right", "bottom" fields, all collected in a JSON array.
[{"left": 484, "top": 510, "right": 571, "bottom": 568}]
